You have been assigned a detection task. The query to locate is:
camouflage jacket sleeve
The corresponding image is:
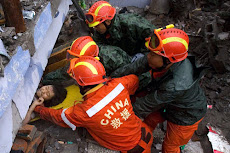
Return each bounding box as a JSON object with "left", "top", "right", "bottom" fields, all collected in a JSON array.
[
  {"left": 110, "top": 54, "right": 151, "bottom": 78},
  {"left": 98, "top": 44, "right": 132, "bottom": 75},
  {"left": 133, "top": 89, "right": 182, "bottom": 119}
]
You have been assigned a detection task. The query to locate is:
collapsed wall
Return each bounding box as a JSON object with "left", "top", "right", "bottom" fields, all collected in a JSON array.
[{"left": 0, "top": 0, "right": 72, "bottom": 152}]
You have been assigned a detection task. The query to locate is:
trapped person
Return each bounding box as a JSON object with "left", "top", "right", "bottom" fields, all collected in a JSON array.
[
  {"left": 22, "top": 84, "right": 67, "bottom": 125},
  {"left": 32, "top": 56, "right": 154, "bottom": 152},
  {"left": 110, "top": 25, "right": 207, "bottom": 153}
]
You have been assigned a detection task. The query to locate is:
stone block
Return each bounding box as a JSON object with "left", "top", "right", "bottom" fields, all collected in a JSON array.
[{"left": 149, "top": 0, "right": 170, "bottom": 14}]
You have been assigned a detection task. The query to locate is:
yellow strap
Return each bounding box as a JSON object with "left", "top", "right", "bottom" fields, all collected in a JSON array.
[
  {"left": 95, "top": 3, "right": 111, "bottom": 16},
  {"left": 83, "top": 83, "right": 104, "bottom": 97},
  {"left": 75, "top": 62, "right": 98, "bottom": 74},
  {"left": 162, "top": 37, "right": 188, "bottom": 50},
  {"left": 156, "top": 24, "right": 174, "bottom": 32},
  {"left": 80, "top": 41, "right": 96, "bottom": 55}
]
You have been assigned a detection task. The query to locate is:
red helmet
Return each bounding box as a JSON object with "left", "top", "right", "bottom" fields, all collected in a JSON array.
[
  {"left": 68, "top": 56, "right": 108, "bottom": 86},
  {"left": 85, "top": 1, "right": 116, "bottom": 27},
  {"left": 145, "top": 24, "right": 189, "bottom": 63},
  {"left": 67, "top": 36, "right": 99, "bottom": 58}
]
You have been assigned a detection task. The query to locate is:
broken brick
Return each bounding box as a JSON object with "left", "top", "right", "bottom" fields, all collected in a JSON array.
[
  {"left": 11, "top": 138, "right": 28, "bottom": 153},
  {"left": 17, "top": 124, "right": 37, "bottom": 141},
  {"left": 25, "top": 131, "right": 45, "bottom": 153},
  {"left": 36, "top": 136, "right": 47, "bottom": 153}
]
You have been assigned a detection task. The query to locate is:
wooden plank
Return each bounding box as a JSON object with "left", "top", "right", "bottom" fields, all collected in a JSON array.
[
  {"left": 47, "top": 46, "right": 69, "bottom": 65},
  {"left": 44, "top": 59, "right": 69, "bottom": 75},
  {"left": 1, "top": 0, "right": 26, "bottom": 33}
]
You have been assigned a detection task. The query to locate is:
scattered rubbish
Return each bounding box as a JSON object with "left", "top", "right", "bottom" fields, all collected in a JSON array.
[
  {"left": 58, "top": 140, "right": 73, "bottom": 144},
  {"left": 218, "top": 32, "right": 229, "bottom": 40},
  {"left": 183, "top": 140, "right": 204, "bottom": 153},
  {"left": 207, "top": 105, "right": 213, "bottom": 109},
  {"left": 22, "top": 10, "right": 35, "bottom": 20},
  {"left": 17, "top": 33, "right": 23, "bottom": 37},
  {"left": 13, "top": 35, "right": 18, "bottom": 40},
  {"left": 155, "top": 143, "right": 162, "bottom": 150},
  {"left": 79, "top": 0, "right": 86, "bottom": 9},
  {"left": 0, "top": 27, "right": 4, "bottom": 32},
  {"left": 54, "top": 141, "right": 61, "bottom": 150},
  {"left": 207, "top": 125, "right": 230, "bottom": 153},
  {"left": 0, "top": 39, "right": 10, "bottom": 76}
]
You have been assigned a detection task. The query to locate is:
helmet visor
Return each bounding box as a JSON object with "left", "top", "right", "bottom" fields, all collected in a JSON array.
[
  {"left": 85, "top": 14, "right": 95, "bottom": 23},
  {"left": 149, "top": 33, "right": 160, "bottom": 49},
  {"left": 146, "top": 30, "right": 163, "bottom": 52}
]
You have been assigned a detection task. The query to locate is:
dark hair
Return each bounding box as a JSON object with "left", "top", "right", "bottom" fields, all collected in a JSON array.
[{"left": 43, "top": 85, "right": 67, "bottom": 107}]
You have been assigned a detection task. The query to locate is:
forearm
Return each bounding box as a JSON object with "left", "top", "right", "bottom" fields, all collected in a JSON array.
[
  {"left": 110, "top": 54, "right": 151, "bottom": 78},
  {"left": 34, "top": 106, "right": 69, "bottom": 128},
  {"left": 22, "top": 107, "right": 35, "bottom": 126}
]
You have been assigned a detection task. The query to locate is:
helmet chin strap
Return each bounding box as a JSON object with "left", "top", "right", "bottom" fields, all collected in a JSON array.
[{"left": 102, "top": 21, "right": 110, "bottom": 30}]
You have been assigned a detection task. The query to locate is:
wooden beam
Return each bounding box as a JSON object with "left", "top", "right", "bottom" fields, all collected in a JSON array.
[
  {"left": 47, "top": 46, "right": 69, "bottom": 65},
  {"left": 1, "top": 0, "right": 26, "bottom": 33},
  {"left": 44, "top": 59, "right": 69, "bottom": 75}
]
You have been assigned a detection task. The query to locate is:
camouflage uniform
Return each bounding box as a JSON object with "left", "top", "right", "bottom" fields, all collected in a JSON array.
[{"left": 93, "top": 13, "right": 156, "bottom": 56}]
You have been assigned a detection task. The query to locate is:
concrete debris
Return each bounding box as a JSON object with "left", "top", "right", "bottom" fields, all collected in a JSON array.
[
  {"left": 218, "top": 32, "right": 229, "bottom": 40},
  {"left": 22, "top": 10, "right": 35, "bottom": 19},
  {"left": 207, "top": 125, "right": 230, "bottom": 153},
  {"left": 0, "top": 38, "right": 10, "bottom": 76},
  {"left": 149, "top": 0, "right": 170, "bottom": 15}
]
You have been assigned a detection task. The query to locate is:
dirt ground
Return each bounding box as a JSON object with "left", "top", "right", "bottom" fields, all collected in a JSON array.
[{"left": 1, "top": 0, "right": 230, "bottom": 152}]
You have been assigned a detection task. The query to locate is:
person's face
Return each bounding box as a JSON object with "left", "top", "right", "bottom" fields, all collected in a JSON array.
[
  {"left": 36, "top": 85, "right": 55, "bottom": 101},
  {"left": 94, "top": 23, "right": 107, "bottom": 34},
  {"left": 147, "top": 52, "right": 164, "bottom": 69}
]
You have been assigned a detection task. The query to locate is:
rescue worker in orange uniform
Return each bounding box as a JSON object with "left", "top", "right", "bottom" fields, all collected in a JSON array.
[
  {"left": 33, "top": 56, "right": 154, "bottom": 152},
  {"left": 111, "top": 25, "right": 207, "bottom": 153}
]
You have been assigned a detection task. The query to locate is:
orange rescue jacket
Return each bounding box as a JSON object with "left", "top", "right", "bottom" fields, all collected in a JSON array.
[{"left": 34, "top": 74, "right": 142, "bottom": 151}]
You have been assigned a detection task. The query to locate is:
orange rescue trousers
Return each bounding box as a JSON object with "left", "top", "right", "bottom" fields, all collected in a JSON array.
[
  {"left": 144, "top": 111, "right": 203, "bottom": 153},
  {"left": 121, "top": 122, "right": 153, "bottom": 153}
]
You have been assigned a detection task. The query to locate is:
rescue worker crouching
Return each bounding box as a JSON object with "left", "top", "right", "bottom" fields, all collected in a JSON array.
[
  {"left": 85, "top": 1, "right": 156, "bottom": 91},
  {"left": 86, "top": 1, "right": 156, "bottom": 56},
  {"left": 33, "top": 56, "right": 154, "bottom": 152},
  {"left": 110, "top": 25, "right": 207, "bottom": 153}
]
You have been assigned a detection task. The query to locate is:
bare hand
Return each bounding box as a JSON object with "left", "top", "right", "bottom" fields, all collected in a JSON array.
[{"left": 33, "top": 97, "right": 44, "bottom": 106}]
